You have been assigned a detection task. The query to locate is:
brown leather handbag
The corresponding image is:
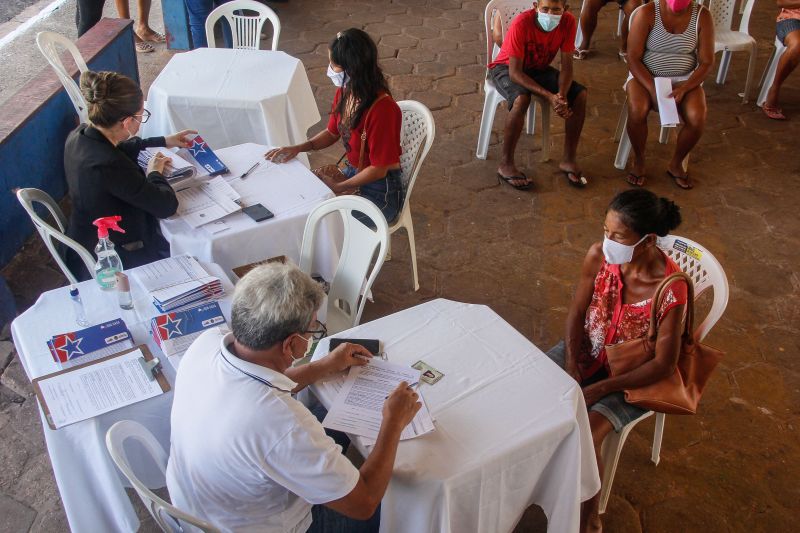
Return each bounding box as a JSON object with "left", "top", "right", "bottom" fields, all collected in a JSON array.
[
  {"left": 605, "top": 271, "right": 724, "bottom": 415},
  {"left": 312, "top": 94, "right": 389, "bottom": 195}
]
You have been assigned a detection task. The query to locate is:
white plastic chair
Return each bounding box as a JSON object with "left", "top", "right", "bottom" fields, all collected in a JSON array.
[
  {"left": 36, "top": 31, "right": 89, "bottom": 123},
  {"left": 205, "top": 0, "right": 281, "bottom": 50},
  {"left": 106, "top": 421, "right": 220, "bottom": 533},
  {"left": 614, "top": 5, "right": 688, "bottom": 172},
  {"left": 16, "top": 188, "right": 94, "bottom": 285},
  {"left": 709, "top": 0, "right": 757, "bottom": 103},
  {"left": 757, "top": 37, "right": 788, "bottom": 107},
  {"left": 299, "top": 196, "right": 390, "bottom": 335},
  {"left": 388, "top": 100, "right": 435, "bottom": 292},
  {"left": 477, "top": 0, "right": 551, "bottom": 161},
  {"left": 598, "top": 234, "right": 729, "bottom": 514},
  {"left": 574, "top": 1, "right": 625, "bottom": 49}
]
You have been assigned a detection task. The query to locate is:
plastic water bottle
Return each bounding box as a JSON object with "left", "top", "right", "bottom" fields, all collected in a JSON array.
[
  {"left": 69, "top": 286, "right": 90, "bottom": 327},
  {"left": 93, "top": 216, "right": 125, "bottom": 291}
]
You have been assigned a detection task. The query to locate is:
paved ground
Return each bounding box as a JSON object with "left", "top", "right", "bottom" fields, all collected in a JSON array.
[{"left": 1, "top": 0, "right": 799, "bottom": 531}]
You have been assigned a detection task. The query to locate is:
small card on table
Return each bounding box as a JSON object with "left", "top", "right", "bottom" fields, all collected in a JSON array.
[{"left": 412, "top": 360, "right": 444, "bottom": 385}]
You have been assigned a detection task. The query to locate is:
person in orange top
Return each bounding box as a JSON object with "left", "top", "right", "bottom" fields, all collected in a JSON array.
[
  {"left": 547, "top": 189, "right": 687, "bottom": 532},
  {"left": 763, "top": 1, "right": 800, "bottom": 119}
]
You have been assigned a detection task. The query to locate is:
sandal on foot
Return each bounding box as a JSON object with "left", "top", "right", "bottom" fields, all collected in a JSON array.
[
  {"left": 146, "top": 31, "right": 166, "bottom": 43},
  {"left": 497, "top": 172, "right": 532, "bottom": 190},
  {"left": 618, "top": 51, "right": 628, "bottom": 63},
  {"left": 562, "top": 170, "right": 588, "bottom": 188},
  {"left": 135, "top": 41, "right": 155, "bottom": 53},
  {"left": 626, "top": 172, "right": 645, "bottom": 187},
  {"left": 573, "top": 48, "right": 590, "bottom": 60},
  {"left": 667, "top": 170, "right": 693, "bottom": 189},
  {"left": 762, "top": 105, "right": 786, "bottom": 120}
]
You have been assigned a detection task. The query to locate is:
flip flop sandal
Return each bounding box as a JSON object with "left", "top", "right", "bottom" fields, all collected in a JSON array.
[
  {"left": 562, "top": 170, "right": 588, "bottom": 188},
  {"left": 147, "top": 31, "right": 166, "bottom": 43},
  {"left": 497, "top": 172, "right": 532, "bottom": 191},
  {"left": 135, "top": 41, "right": 155, "bottom": 53},
  {"left": 762, "top": 105, "right": 787, "bottom": 120},
  {"left": 618, "top": 51, "right": 628, "bottom": 63},
  {"left": 626, "top": 172, "right": 645, "bottom": 187},
  {"left": 573, "top": 49, "right": 590, "bottom": 60},
  {"left": 667, "top": 170, "right": 693, "bottom": 189}
]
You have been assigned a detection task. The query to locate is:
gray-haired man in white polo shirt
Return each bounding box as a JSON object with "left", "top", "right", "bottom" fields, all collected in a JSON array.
[{"left": 166, "top": 262, "right": 421, "bottom": 532}]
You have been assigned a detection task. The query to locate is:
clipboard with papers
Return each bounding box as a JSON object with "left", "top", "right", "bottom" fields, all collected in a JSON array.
[{"left": 32, "top": 345, "right": 170, "bottom": 430}]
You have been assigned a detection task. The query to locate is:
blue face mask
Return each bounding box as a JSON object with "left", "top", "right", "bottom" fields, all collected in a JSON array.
[{"left": 537, "top": 12, "right": 562, "bottom": 32}]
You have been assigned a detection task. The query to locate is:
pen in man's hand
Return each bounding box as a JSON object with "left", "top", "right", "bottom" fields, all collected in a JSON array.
[
  {"left": 239, "top": 162, "right": 260, "bottom": 179},
  {"left": 385, "top": 382, "right": 419, "bottom": 399}
]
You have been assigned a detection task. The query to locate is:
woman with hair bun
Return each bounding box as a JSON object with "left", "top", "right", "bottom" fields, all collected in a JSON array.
[
  {"left": 546, "top": 188, "right": 687, "bottom": 532},
  {"left": 63, "top": 70, "right": 195, "bottom": 279},
  {"left": 265, "top": 28, "right": 403, "bottom": 225}
]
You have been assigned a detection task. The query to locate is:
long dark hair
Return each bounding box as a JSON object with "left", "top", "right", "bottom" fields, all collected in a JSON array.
[
  {"left": 329, "top": 28, "right": 390, "bottom": 130},
  {"left": 607, "top": 189, "right": 682, "bottom": 237}
]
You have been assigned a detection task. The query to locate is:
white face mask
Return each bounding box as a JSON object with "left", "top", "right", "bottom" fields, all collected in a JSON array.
[
  {"left": 602, "top": 234, "right": 649, "bottom": 265},
  {"left": 291, "top": 333, "right": 314, "bottom": 361},
  {"left": 327, "top": 64, "right": 346, "bottom": 87},
  {"left": 537, "top": 12, "right": 562, "bottom": 32}
]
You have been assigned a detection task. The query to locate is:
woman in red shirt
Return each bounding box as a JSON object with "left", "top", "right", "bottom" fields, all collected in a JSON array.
[
  {"left": 547, "top": 189, "right": 687, "bottom": 531},
  {"left": 266, "top": 28, "right": 403, "bottom": 224}
]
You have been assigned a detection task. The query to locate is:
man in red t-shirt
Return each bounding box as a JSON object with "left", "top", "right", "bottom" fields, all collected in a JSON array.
[{"left": 489, "top": 0, "right": 589, "bottom": 190}]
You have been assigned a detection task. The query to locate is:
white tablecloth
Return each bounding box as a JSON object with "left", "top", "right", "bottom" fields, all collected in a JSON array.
[
  {"left": 142, "top": 48, "right": 320, "bottom": 166},
  {"left": 160, "top": 143, "right": 341, "bottom": 282},
  {"left": 10, "top": 263, "right": 235, "bottom": 533},
  {"left": 311, "top": 299, "right": 600, "bottom": 533}
]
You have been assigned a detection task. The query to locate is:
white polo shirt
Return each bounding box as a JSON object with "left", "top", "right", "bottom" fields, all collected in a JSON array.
[{"left": 166, "top": 329, "right": 360, "bottom": 532}]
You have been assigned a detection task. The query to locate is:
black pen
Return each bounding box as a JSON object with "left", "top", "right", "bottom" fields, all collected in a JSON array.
[{"left": 239, "top": 162, "right": 260, "bottom": 179}]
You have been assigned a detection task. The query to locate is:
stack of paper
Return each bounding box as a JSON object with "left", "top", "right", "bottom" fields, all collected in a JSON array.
[
  {"left": 151, "top": 301, "right": 228, "bottom": 358},
  {"left": 175, "top": 176, "right": 242, "bottom": 228},
  {"left": 47, "top": 318, "right": 134, "bottom": 367},
  {"left": 132, "top": 256, "right": 224, "bottom": 312},
  {"left": 654, "top": 77, "right": 681, "bottom": 127},
  {"left": 322, "top": 359, "right": 436, "bottom": 445},
  {"left": 137, "top": 148, "right": 204, "bottom": 190}
]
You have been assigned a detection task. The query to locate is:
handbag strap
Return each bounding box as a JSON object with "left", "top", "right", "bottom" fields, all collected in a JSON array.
[
  {"left": 357, "top": 93, "right": 389, "bottom": 171},
  {"left": 646, "top": 271, "right": 695, "bottom": 342}
]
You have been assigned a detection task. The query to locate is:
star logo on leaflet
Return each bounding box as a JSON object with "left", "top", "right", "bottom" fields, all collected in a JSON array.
[
  {"left": 187, "top": 138, "right": 207, "bottom": 157},
  {"left": 58, "top": 334, "right": 85, "bottom": 360},
  {"left": 159, "top": 314, "right": 183, "bottom": 339}
]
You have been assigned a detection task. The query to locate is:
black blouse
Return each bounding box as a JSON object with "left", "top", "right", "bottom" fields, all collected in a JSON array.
[{"left": 63, "top": 124, "right": 178, "bottom": 278}]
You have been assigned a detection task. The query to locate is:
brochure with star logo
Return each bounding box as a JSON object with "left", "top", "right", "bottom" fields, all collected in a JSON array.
[
  {"left": 47, "top": 318, "right": 134, "bottom": 367},
  {"left": 179, "top": 134, "right": 229, "bottom": 176},
  {"left": 151, "top": 301, "right": 228, "bottom": 358}
]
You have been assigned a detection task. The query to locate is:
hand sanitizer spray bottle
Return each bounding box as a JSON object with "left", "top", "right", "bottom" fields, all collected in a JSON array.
[{"left": 93, "top": 216, "right": 125, "bottom": 291}]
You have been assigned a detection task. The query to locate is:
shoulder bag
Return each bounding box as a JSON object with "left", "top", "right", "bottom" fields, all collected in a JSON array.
[
  {"left": 605, "top": 271, "right": 724, "bottom": 415},
  {"left": 312, "top": 94, "right": 389, "bottom": 195}
]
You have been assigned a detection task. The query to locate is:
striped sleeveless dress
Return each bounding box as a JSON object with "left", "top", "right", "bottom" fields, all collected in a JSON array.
[{"left": 642, "top": 0, "right": 699, "bottom": 78}]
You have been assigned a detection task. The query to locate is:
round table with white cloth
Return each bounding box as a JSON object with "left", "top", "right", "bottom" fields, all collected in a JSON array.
[{"left": 142, "top": 48, "right": 321, "bottom": 165}]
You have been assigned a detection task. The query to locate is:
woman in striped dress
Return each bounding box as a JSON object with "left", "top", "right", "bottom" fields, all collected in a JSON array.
[{"left": 625, "top": 0, "right": 714, "bottom": 189}]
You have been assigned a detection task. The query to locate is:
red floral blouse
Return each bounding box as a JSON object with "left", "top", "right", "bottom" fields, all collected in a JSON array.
[{"left": 578, "top": 251, "right": 688, "bottom": 379}]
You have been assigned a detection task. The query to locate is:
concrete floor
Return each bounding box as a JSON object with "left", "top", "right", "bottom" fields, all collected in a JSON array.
[{"left": 1, "top": 0, "right": 799, "bottom": 531}]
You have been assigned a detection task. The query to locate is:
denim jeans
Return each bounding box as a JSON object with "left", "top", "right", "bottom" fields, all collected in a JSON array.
[
  {"left": 185, "top": 0, "right": 233, "bottom": 48},
  {"left": 342, "top": 164, "right": 404, "bottom": 228},
  {"left": 307, "top": 399, "right": 380, "bottom": 532}
]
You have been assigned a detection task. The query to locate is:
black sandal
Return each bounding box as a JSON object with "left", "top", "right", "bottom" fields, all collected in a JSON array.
[
  {"left": 562, "top": 170, "right": 588, "bottom": 188},
  {"left": 626, "top": 172, "right": 646, "bottom": 187},
  {"left": 497, "top": 172, "right": 532, "bottom": 190},
  {"left": 667, "top": 170, "right": 693, "bottom": 190}
]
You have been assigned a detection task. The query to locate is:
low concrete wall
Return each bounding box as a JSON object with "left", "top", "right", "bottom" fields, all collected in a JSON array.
[{"left": 0, "top": 18, "right": 139, "bottom": 268}]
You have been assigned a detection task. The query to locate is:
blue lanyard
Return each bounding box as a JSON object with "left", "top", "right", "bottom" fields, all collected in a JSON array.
[{"left": 218, "top": 349, "right": 293, "bottom": 394}]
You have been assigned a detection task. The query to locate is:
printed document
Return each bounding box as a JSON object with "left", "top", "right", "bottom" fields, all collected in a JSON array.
[
  {"left": 322, "top": 359, "right": 435, "bottom": 443},
  {"left": 176, "top": 177, "right": 241, "bottom": 228},
  {"left": 131, "top": 256, "right": 219, "bottom": 304},
  {"left": 36, "top": 348, "right": 163, "bottom": 429},
  {"left": 654, "top": 77, "right": 681, "bottom": 127}
]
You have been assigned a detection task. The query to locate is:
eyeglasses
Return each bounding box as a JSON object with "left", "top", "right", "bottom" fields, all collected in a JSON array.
[
  {"left": 304, "top": 320, "right": 327, "bottom": 342},
  {"left": 131, "top": 109, "right": 151, "bottom": 124}
]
